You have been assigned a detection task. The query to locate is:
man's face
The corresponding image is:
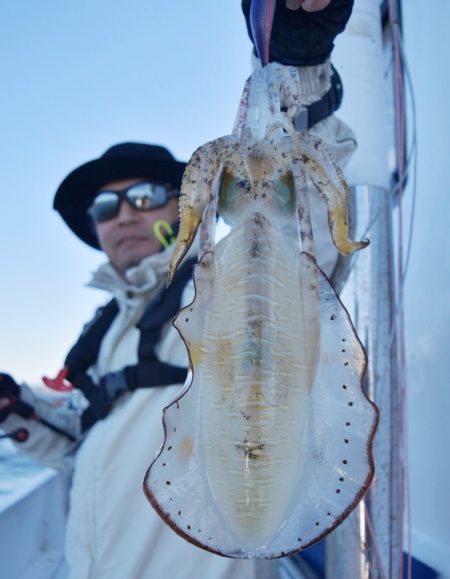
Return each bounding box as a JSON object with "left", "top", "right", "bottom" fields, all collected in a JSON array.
[{"left": 94, "top": 178, "right": 179, "bottom": 274}]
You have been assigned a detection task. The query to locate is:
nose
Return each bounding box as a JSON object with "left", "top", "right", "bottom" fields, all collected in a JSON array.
[{"left": 116, "top": 199, "right": 140, "bottom": 224}]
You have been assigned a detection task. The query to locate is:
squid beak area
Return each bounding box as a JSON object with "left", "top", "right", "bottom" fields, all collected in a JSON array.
[{"left": 167, "top": 211, "right": 202, "bottom": 286}]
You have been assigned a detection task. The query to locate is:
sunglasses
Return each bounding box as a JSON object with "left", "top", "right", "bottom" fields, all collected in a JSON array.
[{"left": 88, "top": 181, "right": 179, "bottom": 223}]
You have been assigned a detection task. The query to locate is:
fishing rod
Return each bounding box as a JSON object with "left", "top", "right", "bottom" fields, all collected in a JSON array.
[{"left": 0, "top": 428, "right": 30, "bottom": 443}]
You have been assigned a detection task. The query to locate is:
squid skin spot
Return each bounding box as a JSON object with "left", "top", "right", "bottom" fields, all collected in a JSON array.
[
  {"left": 240, "top": 410, "right": 250, "bottom": 420},
  {"left": 342, "top": 338, "right": 346, "bottom": 342},
  {"left": 166, "top": 481, "right": 171, "bottom": 485},
  {"left": 346, "top": 422, "right": 351, "bottom": 426},
  {"left": 336, "top": 489, "right": 341, "bottom": 494},
  {"left": 344, "top": 362, "right": 349, "bottom": 366},
  {"left": 178, "top": 511, "right": 181, "bottom": 515},
  {"left": 342, "top": 349, "right": 346, "bottom": 353},
  {"left": 342, "top": 384, "right": 347, "bottom": 390},
  {"left": 344, "top": 439, "right": 349, "bottom": 444},
  {"left": 168, "top": 446, "right": 172, "bottom": 451},
  {"left": 297, "top": 538, "right": 302, "bottom": 542},
  {"left": 343, "top": 460, "right": 348, "bottom": 464},
  {"left": 330, "top": 314, "right": 337, "bottom": 321},
  {"left": 315, "top": 522, "right": 320, "bottom": 526},
  {"left": 162, "top": 463, "right": 166, "bottom": 467},
  {"left": 188, "top": 525, "right": 191, "bottom": 530},
  {"left": 327, "top": 512, "right": 331, "bottom": 517},
  {"left": 348, "top": 402, "right": 353, "bottom": 407},
  {"left": 340, "top": 477, "right": 344, "bottom": 482}
]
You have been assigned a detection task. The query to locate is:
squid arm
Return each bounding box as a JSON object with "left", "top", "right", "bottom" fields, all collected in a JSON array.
[
  {"left": 294, "top": 133, "right": 369, "bottom": 256},
  {"left": 168, "top": 140, "right": 222, "bottom": 285}
]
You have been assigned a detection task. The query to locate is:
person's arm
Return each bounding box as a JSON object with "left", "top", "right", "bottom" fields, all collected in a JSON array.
[{"left": 0, "top": 373, "right": 83, "bottom": 471}]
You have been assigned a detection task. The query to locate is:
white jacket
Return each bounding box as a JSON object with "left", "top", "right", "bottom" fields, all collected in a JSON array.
[{"left": 4, "top": 247, "right": 272, "bottom": 579}]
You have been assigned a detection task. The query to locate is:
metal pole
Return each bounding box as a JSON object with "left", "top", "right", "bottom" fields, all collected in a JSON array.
[
  {"left": 351, "top": 185, "right": 402, "bottom": 579},
  {"left": 326, "top": 0, "right": 403, "bottom": 577}
]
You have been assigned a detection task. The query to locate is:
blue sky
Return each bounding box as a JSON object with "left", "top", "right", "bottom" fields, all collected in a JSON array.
[{"left": 0, "top": 1, "right": 251, "bottom": 383}]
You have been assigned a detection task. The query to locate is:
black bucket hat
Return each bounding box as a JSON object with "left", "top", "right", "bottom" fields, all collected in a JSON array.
[{"left": 53, "top": 142, "right": 186, "bottom": 249}]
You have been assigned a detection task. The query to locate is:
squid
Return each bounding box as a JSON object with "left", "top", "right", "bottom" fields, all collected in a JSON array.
[{"left": 144, "top": 63, "right": 379, "bottom": 559}]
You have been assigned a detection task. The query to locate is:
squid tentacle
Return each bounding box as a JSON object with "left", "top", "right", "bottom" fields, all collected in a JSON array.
[
  {"left": 297, "top": 133, "right": 369, "bottom": 256},
  {"left": 233, "top": 77, "right": 251, "bottom": 136},
  {"left": 168, "top": 138, "right": 233, "bottom": 285}
]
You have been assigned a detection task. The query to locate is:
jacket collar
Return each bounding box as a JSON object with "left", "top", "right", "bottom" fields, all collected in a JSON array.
[
  {"left": 87, "top": 240, "right": 198, "bottom": 301},
  {"left": 87, "top": 245, "right": 172, "bottom": 299}
]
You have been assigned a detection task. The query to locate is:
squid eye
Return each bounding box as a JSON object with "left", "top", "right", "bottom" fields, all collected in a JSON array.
[
  {"left": 272, "top": 171, "right": 296, "bottom": 223},
  {"left": 217, "top": 168, "right": 249, "bottom": 226}
]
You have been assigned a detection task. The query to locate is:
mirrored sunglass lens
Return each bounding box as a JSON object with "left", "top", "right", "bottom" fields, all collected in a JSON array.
[
  {"left": 89, "top": 192, "right": 120, "bottom": 222},
  {"left": 127, "top": 183, "right": 167, "bottom": 210}
]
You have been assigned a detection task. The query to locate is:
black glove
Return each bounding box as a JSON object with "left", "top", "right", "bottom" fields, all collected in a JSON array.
[
  {"left": 242, "top": 0, "right": 354, "bottom": 66},
  {"left": 0, "top": 373, "right": 35, "bottom": 422}
]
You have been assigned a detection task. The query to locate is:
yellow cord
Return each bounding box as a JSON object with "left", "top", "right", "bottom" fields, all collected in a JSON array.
[{"left": 153, "top": 220, "right": 175, "bottom": 249}]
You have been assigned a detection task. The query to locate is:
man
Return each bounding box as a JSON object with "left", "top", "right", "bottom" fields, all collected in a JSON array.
[
  {"left": 1, "top": 142, "right": 268, "bottom": 578},
  {"left": 1, "top": 1, "right": 355, "bottom": 577}
]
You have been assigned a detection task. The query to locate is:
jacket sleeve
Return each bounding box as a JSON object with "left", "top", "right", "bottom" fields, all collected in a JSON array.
[{"left": 1, "top": 382, "right": 86, "bottom": 472}]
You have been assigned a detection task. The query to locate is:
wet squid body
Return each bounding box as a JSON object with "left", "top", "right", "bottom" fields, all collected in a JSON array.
[{"left": 144, "top": 64, "right": 379, "bottom": 559}]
